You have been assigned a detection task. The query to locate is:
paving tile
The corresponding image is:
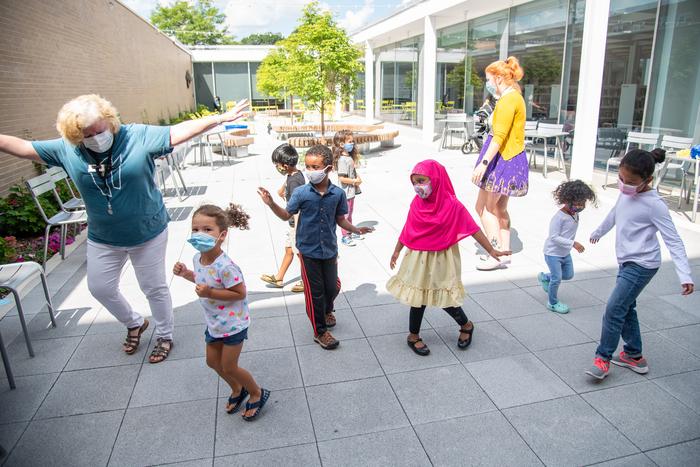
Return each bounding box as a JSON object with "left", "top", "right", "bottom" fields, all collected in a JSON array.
[
  {"left": 466, "top": 353, "right": 574, "bottom": 409},
  {"left": 353, "top": 302, "right": 422, "bottom": 337},
  {"left": 658, "top": 292, "right": 700, "bottom": 318},
  {"left": 306, "top": 377, "right": 409, "bottom": 441},
  {"left": 87, "top": 309, "right": 146, "bottom": 335},
  {"left": 172, "top": 301, "right": 209, "bottom": 327},
  {"left": 470, "top": 288, "right": 546, "bottom": 320},
  {"left": 635, "top": 298, "right": 700, "bottom": 331},
  {"left": 242, "top": 316, "right": 294, "bottom": 352},
  {"left": 155, "top": 459, "right": 213, "bottom": 467},
  {"left": 5, "top": 336, "right": 81, "bottom": 377},
  {"left": 523, "top": 283, "right": 604, "bottom": 309},
  {"left": 645, "top": 439, "right": 700, "bottom": 467},
  {"left": 110, "top": 399, "right": 215, "bottom": 466},
  {"left": 214, "top": 388, "right": 314, "bottom": 456},
  {"left": 574, "top": 277, "right": 618, "bottom": 302},
  {"left": 214, "top": 443, "right": 319, "bottom": 467},
  {"left": 285, "top": 291, "right": 351, "bottom": 316},
  {"left": 23, "top": 307, "right": 96, "bottom": 341},
  {"left": 318, "top": 427, "right": 431, "bottom": 467},
  {"left": 369, "top": 329, "right": 459, "bottom": 374},
  {"left": 415, "top": 411, "right": 542, "bottom": 466},
  {"left": 434, "top": 320, "right": 528, "bottom": 363},
  {"left": 65, "top": 331, "right": 152, "bottom": 371},
  {"left": 35, "top": 365, "right": 139, "bottom": 419},
  {"left": 130, "top": 357, "right": 217, "bottom": 407},
  {"left": 422, "top": 296, "right": 492, "bottom": 327},
  {"left": 653, "top": 370, "right": 700, "bottom": 413},
  {"left": 8, "top": 410, "right": 123, "bottom": 467},
  {"left": 288, "top": 309, "right": 365, "bottom": 343},
  {"left": 296, "top": 337, "right": 382, "bottom": 386},
  {"left": 0, "top": 316, "right": 25, "bottom": 353},
  {"left": 589, "top": 453, "right": 656, "bottom": 466},
  {"left": 343, "top": 282, "right": 397, "bottom": 308},
  {"left": 536, "top": 342, "right": 646, "bottom": 393},
  {"left": 558, "top": 303, "right": 620, "bottom": 340},
  {"left": 658, "top": 324, "right": 700, "bottom": 357},
  {"left": 500, "top": 313, "right": 592, "bottom": 351},
  {"left": 640, "top": 332, "right": 700, "bottom": 379},
  {"left": 218, "top": 347, "right": 303, "bottom": 396},
  {"left": 156, "top": 323, "right": 206, "bottom": 362},
  {"left": 503, "top": 395, "right": 639, "bottom": 466},
  {"left": 582, "top": 381, "right": 700, "bottom": 450},
  {"left": 0, "top": 373, "right": 58, "bottom": 423},
  {"left": 388, "top": 365, "right": 495, "bottom": 424},
  {"left": 0, "top": 422, "right": 27, "bottom": 457}
]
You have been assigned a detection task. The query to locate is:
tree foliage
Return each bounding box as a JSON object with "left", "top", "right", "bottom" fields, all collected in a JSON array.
[
  {"left": 256, "top": 1, "right": 363, "bottom": 133},
  {"left": 240, "top": 32, "right": 285, "bottom": 45},
  {"left": 150, "top": 0, "right": 236, "bottom": 45}
]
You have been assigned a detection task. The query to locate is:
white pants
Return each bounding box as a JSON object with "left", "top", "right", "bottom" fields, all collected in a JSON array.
[{"left": 87, "top": 228, "right": 174, "bottom": 339}]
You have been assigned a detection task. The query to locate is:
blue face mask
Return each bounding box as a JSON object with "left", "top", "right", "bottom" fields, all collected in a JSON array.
[
  {"left": 485, "top": 81, "right": 498, "bottom": 96},
  {"left": 343, "top": 143, "right": 354, "bottom": 153},
  {"left": 187, "top": 232, "right": 218, "bottom": 252}
]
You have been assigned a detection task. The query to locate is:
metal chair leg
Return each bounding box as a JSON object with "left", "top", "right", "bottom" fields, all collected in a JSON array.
[
  {"left": 43, "top": 225, "right": 51, "bottom": 270},
  {"left": 0, "top": 331, "right": 15, "bottom": 389},
  {"left": 39, "top": 271, "right": 57, "bottom": 327},
  {"left": 11, "top": 289, "right": 34, "bottom": 357},
  {"left": 60, "top": 224, "right": 67, "bottom": 260}
]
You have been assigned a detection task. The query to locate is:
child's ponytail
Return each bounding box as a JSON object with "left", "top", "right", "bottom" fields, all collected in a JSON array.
[
  {"left": 193, "top": 203, "right": 250, "bottom": 231},
  {"left": 224, "top": 203, "right": 250, "bottom": 230}
]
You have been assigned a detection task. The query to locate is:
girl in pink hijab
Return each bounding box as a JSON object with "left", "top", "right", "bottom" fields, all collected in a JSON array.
[{"left": 387, "top": 160, "right": 509, "bottom": 356}]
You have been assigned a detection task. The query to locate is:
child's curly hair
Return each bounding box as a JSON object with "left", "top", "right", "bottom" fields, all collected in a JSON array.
[
  {"left": 552, "top": 180, "right": 597, "bottom": 207},
  {"left": 193, "top": 203, "right": 250, "bottom": 230}
]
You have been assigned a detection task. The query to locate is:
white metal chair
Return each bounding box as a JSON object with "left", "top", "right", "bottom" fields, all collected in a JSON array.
[
  {"left": 604, "top": 132, "right": 659, "bottom": 188},
  {"left": 25, "top": 174, "right": 88, "bottom": 268},
  {"left": 0, "top": 261, "right": 56, "bottom": 389},
  {"left": 44, "top": 166, "right": 85, "bottom": 211},
  {"left": 439, "top": 113, "right": 469, "bottom": 151},
  {"left": 525, "top": 120, "right": 538, "bottom": 166},
  {"left": 654, "top": 135, "right": 694, "bottom": 200},
  {"left": 155, "top": 146, "right": 188, "bottom": 201},
  {"left": 528, "top": 123, "right": 567, "bottom": 175}
]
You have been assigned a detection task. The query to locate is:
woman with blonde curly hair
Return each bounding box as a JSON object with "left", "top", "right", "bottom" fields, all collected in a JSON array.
[
  {"left": 0, "top": 94, "right": 248, "bottom": 363},
  {"left": 471, "top": 56, "right": 528, "bottom": 271}
]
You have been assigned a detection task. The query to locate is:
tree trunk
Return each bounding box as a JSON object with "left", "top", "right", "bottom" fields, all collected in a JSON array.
[
  {"left": 290, "top": 95, "right": 295, "bottom": 124},
  {"left": 320, "top": 99, "right": 325, "bottom": 140}
]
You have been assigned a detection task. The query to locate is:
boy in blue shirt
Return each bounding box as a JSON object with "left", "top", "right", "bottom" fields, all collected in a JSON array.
[{"left": 258, "top": 145, "right": 374, "bottom": 349}]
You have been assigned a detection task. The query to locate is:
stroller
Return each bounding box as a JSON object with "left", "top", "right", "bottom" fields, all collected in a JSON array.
[{"left": 461, "top": 97, "right": 495, "bottom": 154}]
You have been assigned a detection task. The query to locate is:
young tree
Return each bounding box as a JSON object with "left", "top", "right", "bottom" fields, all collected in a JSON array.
[
  {"left": 240, "top": 32, "right": 285, "bottom": 45},
  {"left": 151, "top": 0, "right": 236, "bottom": 45},
  {"left": 256, "top": 1, "right": 363, "bottom": 135}
]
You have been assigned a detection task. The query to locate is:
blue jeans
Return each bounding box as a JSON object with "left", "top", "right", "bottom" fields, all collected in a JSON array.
[
  {"left": 544, "top": 254, "right": 574, "bottom": 305},
  {"left": 596, "top": 262, "right": 658, "bottom": 361}
]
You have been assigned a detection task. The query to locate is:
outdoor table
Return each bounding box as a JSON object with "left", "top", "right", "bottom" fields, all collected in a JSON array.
[
  {"left": 525, "top": 129, "right": 570, "bottom": 179},
  {"left": 194, "top": 126, "right": 231, "bottom": 167},
  {"left": 654, "top": 152, "right": 699, "bottom": 222}
]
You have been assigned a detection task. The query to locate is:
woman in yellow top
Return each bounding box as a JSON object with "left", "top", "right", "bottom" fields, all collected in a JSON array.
[{"left": 471, "top": 57, "right": 528, "bottom": 270}]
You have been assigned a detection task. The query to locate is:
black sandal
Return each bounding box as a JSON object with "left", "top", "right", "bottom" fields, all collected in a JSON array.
[
  {"left": 407, "top": 337, "right": 430, "bottom": 356},
  {"left": 123, "top": 319, "right": 149, "bottom": 355},
  {"left": 458, "top": 323, "right": 474, "bottom": 349},
  {"left": 149, "top": 338, "right": 173, "bottom": 363},
  {"left": 242, "top": 388, "right": 270, "bottom": 421},
  {"left": 226, "top": 388, "right": 249, "bottom": 414}
]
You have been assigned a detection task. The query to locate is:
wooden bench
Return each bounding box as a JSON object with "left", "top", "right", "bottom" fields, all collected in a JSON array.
[
  {"left": 288, "top": 130, "right": 399, "bottom": 151},
  {"left": 273, "top": 123, "right": 385, "bottom": 138},
  {"left": 222, "top": 136, "right": 254, "bottom": 157}
]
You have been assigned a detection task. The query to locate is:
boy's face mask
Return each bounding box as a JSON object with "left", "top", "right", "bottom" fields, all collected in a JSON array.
[{"left": 306, "top": 166, "right": 330, "bottom": 184}]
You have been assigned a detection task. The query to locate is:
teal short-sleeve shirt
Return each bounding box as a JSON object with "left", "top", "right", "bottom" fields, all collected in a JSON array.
[{"left": 32, "top": 124, "right": 172, "bottom": 247}]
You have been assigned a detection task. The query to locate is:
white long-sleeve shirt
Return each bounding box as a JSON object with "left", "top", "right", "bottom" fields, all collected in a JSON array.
[
  {"left": 544, "top": 210, "right": 579, "bottom": 257},
  {"left": 591, "top": 190, "right": 694, "bottom": 285}
]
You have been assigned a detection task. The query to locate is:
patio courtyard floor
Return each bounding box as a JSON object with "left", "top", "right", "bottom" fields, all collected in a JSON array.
[{"left": 1, "top": 118, "right": 700, "bottom": 466}]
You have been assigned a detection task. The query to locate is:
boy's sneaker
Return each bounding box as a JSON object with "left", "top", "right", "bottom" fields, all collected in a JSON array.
[
  {"left": 290, "top": 281, "right": 304, "bottom": 293},
  {"left": 547, "top": 301, "right": 570, "bottom": 314},
  {"left": 537, "top": 272, "right": 550, "bottom": 293},
  {"left": 341, "top": 236, "right": 356, "bottom": 247},
  {"left": 586, "top": 357, "right": 610, "bottom": 380},
  {"left": 325, "top": 312, "right": 336, "bottom": 328},
  {"left": 351, "top": 233, "right": 364, "bottom": 240},
  {"left": 314, "top": 331, "right": 339, "bottom": 350},
  {"left": 611, "top": 352, "right": 649, "bottom": 374}
]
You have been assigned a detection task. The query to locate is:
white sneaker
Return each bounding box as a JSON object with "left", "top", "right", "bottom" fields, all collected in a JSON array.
[{"left": 476, "top": 256, "right": 507, "bottom": 271}]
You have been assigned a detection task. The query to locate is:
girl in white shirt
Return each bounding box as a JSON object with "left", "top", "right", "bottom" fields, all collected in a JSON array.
[
  {"left": 538, "top": 180, "right": 597, "bottom": 314},
  {"left": 586, "top": 148, "right": 694, "bottom": 380}
]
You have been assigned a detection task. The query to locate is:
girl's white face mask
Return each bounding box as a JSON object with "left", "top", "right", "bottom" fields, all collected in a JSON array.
[{"left": 83, "top": 130, "right": 113, "bottom": 153}]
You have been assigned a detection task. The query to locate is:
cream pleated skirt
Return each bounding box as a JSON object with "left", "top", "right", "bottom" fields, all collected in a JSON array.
[{"left": 386, "top": 244, "right": 464, "bottom": 308}]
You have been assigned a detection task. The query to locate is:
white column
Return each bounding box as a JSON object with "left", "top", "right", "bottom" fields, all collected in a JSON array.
[
  {"left": 364, "top": 41, "right": 374, "bottom": 122},
  {"left": 569, "top": 0, "right": 610, "bottom": 182},
  {"left": 421, "top": 15, "right": 437, "bottom": 144}
]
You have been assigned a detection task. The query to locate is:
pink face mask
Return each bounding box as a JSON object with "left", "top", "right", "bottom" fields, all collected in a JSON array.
[{"left": 618, "top": 179, "right": 645, "bottom": 196}]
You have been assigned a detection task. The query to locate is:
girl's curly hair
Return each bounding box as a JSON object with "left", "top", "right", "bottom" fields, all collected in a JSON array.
[
  {"left": 193, "top": 203, "right": 250, "bottom": 230},
  {"left": 552, "top": 180, "right": 597, "bottom": 207}
]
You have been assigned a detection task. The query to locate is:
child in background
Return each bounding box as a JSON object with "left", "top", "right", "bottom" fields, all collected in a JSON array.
[
  {"left": 586, "top": 148, "right": 694, "bottom": 380},
  {"left": 333, "top": 130, "right": 363, "bottom": 247},
  {"left": 260, "top": 144, "right": 305, "bottom": 293},
  {"left": 257, "top": 145, "right": 374, "bottom": 349},
  {"left": 388, "top": 160, "right": 510, "bottom": 356},
  {"left": 538, "top": 180, "right": 597, "bottom": 314},
  {"left": 173, "top": 204, "right": 270, "bottom": 420}
]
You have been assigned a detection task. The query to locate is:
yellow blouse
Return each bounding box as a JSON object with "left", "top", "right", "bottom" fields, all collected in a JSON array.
[{"left": 490, "top": 90, "right": 526, "bottom": 160}]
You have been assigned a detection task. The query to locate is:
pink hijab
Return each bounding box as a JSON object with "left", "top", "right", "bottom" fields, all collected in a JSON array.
[{"left": 399, "top": 160, "right": 480, "bottom": 251}]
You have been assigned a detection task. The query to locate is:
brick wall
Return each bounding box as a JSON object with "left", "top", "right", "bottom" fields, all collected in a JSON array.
[{"left": 0, "top": 0, "right": 195, "bottom": 195}]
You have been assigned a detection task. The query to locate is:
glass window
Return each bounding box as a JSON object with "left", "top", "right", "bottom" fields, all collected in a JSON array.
[
  {"left": 213, "top": 62, "right": 250, "bottom": 105},
  {"left": 193, "top": 62, "right": 215, "bottom": 109},
  {"left": 436, "top": 23, "right": 469, "bottom": 115},
  {"left": 377, "top": 37, "right": 421, "bottom": 126},
  {"left": 465, "top": 11, "right": 508, "bottom": 114}
]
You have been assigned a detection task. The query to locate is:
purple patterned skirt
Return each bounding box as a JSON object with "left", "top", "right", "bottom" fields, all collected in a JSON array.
[{"left": 473, "top": 135, "right": 529, "bottom": 197}]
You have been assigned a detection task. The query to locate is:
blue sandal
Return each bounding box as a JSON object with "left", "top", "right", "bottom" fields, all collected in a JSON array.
[
  {"left": 226, "top": 388, "right": 249, "bottom": 414},
  {"left": 242, "top": 388, "right": 270, "bottom": 421}
]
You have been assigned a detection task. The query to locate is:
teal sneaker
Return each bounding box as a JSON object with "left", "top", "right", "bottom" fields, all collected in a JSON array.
[
  {"left": 547, "top": 301, "right": 570, "bottom": 314},
  {"left": 537, "top": 272, "right": 550, "bottom": 293}
]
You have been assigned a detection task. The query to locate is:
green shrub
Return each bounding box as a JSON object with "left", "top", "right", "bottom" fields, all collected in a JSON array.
[
  {"left": 0, "top": 236, "right": 17, "bottom": 263},
  {"left": 0, "top": 184, "right": 59, "bottom": 237}
]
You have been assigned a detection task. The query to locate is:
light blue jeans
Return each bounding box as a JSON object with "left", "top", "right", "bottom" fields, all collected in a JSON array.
[{"left": 544, "top": 254, "right": 574, "bottom": 305}]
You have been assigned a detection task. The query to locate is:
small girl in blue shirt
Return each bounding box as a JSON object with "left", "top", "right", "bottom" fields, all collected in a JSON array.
[{"left": 173, "top": 203, "right": 270, "bottom": 421}]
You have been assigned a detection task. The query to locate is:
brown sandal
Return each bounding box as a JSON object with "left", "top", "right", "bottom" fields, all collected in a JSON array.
[
  {"left": 123, "top": 319, "right": 149, "bottom": 355},
  {"left": 149, "top": 337, "right": 173, "bottom": 364}
]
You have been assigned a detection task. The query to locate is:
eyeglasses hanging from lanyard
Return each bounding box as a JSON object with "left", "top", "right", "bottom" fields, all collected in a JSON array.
[{"left": 81, "top": 146, "right": 120, "bottom": 215}]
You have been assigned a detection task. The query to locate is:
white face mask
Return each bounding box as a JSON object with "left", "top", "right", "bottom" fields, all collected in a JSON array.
[
  {"left": 83, "top": 130, "right": 113, "bottom": 153},
  {"left": 306, "top": 166, "right": 330, "bottom": 185}
]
